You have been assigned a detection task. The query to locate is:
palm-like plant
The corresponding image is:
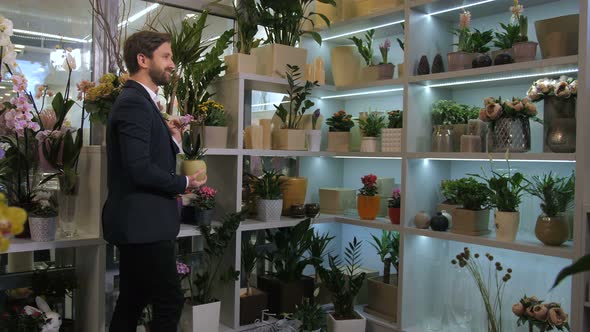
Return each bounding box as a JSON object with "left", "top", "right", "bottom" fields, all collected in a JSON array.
[
  {"left": 308, "top": 232, "right": 335, "bottom": 281},
  {"left": 181, "top": 131, "right": 207, "bottom": 161},
  {"left": 525, "top": 172, "right": 575, "bottom": 217},
  {"left": 359, "top": 113, "right": 386, "bottom": 137},
  {"left": 241, "top": 240, "right": 259, "bottom": 296},
  {"left": 370, "top": 231, "right": 400, "bottom": 284},
  {"left": 249, "top": 168, "right": 283, "bottom": 200},
  {"left": 233, "top": 0, "right": 261, "bottom": 54}
]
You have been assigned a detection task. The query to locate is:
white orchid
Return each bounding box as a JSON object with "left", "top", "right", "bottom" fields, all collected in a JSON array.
[{"left": 0, "top": 15, "right": 14, "bottom": 47}]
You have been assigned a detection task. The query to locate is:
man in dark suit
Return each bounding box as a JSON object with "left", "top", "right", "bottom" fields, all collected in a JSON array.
[{"left": 102, "top": 30, "right": 206, "bottom": 331}]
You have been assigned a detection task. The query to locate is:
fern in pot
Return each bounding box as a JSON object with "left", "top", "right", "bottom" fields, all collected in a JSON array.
[
  {"left": 365, "top": 231, "right": 400, "bottom": 322},
  {"left": 358, "top": 112, "right": 386, "bottom": 153}
]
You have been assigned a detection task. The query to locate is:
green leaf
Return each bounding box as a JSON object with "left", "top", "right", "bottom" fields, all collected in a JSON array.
[{"left": 552, "top": 254, "right": 590, "bottom": 288}]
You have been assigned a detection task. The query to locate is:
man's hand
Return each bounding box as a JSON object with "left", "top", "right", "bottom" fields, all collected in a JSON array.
[
  {"left": 187, "top": 169, "right": 207, "bottom": 188},
  {"left": 166, "top": 117, "right": 183, "bottom": 143}
]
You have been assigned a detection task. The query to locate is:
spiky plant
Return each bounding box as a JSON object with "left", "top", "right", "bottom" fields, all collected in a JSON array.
[
  {"left": 349, "top": 29, "right": 375, "bottom": 66},
  {"left": 308, "top": 232, "right": 335, "bottom": 281},
  {"left": 370, "top": 231, "right": 400, "bottom": 284},
  {"left": 241, "top": 240, "right": 259, "bottom": 296},
  {"left": 182, "top": 131, "right": 207, "bottom": 161}
]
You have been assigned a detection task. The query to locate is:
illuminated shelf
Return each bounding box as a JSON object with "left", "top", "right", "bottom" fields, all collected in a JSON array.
[
  {"left": 6, "top": 231, "right": 104, "bottom": 254},
  {"left": 409, "top": 55, "right": 578, "bottom": 88},
  {"left": 220, "top": 72, "right": 336, "bottom": 94},
  {"left": 243, "top": 149, "right": 333, "bottom": 158},
  {"left": 409, "top": 0, "right": 561, "bottom": 21},
  {"left": 320, "top": 83, "right": 404, "bottom": 100},
  {"left": 333, "top": 152, "right": 403, "bottom": 159},
  {"left": 405, "top": 227, "right": 574, "bottom": 259},
  {"left": 331, "top": 78, "right": 404, "bottom": 92},
  {"left": 239, "top": 216, "right": 330, "bottom": 231},
  {"left": 407, "top": 152, "right": 576, "bottom": 162},
  {"left": 331, "top": 215, "right": 402, "bottom": 232}
]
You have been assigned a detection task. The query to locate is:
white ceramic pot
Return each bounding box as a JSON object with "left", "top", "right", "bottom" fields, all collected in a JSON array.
[
  {"left": 257, "top": 199, "right": 283, "bottom": 222},
  {"left": 307, "top": 129, "right": 322, "bottom": 152},
  {"left": 29, "top": 216, "right": 57, "bottom": 242},
  {"left": 360, "top": 137, "right": 378, "bottom": 152},
  {"left": 327, "top": 311, "right": 367, "bottom": 332},
  {"left": 179, "top": 301, "right": 220, "bottom": 332},
  {"left": 381, "top": 128, "right": 402, "bottom": 152},
  {"left": 494, "top": 210, "right": 520, "bottom": 242}
]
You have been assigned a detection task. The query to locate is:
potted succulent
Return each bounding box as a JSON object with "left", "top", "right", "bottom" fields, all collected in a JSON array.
[
  {"left": 448, "top": 9, "right": 474, "bottom": 71},
  {"left": 358, "top": 174, "right": 380, "bottom": 220},
  {"left": 318, "top": 237, "right": 367, "bottom": 332},
  {"left": 365, "top": 231, "right": 400, "bottom": 322},
  {"left": 240, "top": 240, "right": 268, "bottom": 325},
  {"left": 326, "top": 110, "right": 355, "bottom": 152},
  {"left": 225, "top": 0, "right": 261, "bottom": 74},
  {"left": 478, "top": 96, "right": 541, "bottom": 153},
  {"left": 258, "top": 218, "right": 318, "bottom": 315},
  {"left": 378, "top": 39, "right": 395, "bottom": 79},
  {"left": 249, "top": 167, "right": 284, "bottom": 222},
  {"left": 527, "top": 77, "right": 578, "bottom": 153},
  {"left": 195, "top": 100, "right": 229, "bottom": 148},
  {"left": 180, "top": 131, "right": 207, "bottom": 180},
  {"left": 381, "top": 110, "right": 403, "bottom": 153},
  {"left": 449, "top": 177, "right": 492, "bottom": 236},
  {"left": 350, "top": 29, "right": 378, "bottom": 82},
  {"left": 358, "top": 112, "right": 386, "bottom": 153},
  {"left": 28, "top": 190, "right": 58, "bottom": 242},
  {"left": 307, "top": 110, "right": 322, "bottom": 152},
  {"left": 525, "top": 172, "right": 575, "bottom": 246},
  {"left": 471, "top": 160, "right": 526, "bottom": 242},
  {"left": 431, "top": 100, "right": 480, "bottom": 152},
  {"left": 492, "top": 23, "right": 519, "bottom": 62},
  {"left": 510, "top": 0, "right": 538, "bottom": 62},
  {"left": 387, "top": 189, "right": 401, "bottom": 225},
  {"left": 191, "top": 185, "right": 217, "bottom": 226},
  {"left": 253, "top": 0, "right": 336, "bottom": 78},
  {"left": 272, "top": 65, "right": 320, "bottom": 151}
]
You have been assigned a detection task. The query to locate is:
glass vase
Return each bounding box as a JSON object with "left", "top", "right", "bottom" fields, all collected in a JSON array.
[{"left": 58, "top": 175, "right": 79, "bottom": 238}]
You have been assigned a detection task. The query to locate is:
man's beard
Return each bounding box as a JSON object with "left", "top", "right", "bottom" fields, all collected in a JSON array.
[{"left": 149, "top": 66, "right": 170, "bottom": 86}]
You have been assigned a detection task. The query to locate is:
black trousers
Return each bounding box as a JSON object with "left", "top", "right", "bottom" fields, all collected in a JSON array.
[{"left": 109, "top": 240, "right": 183, "bottom": 332}]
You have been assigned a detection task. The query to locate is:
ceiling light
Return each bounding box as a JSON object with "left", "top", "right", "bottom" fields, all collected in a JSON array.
[
  {"left": 427, "top": 0, "right": 497, "bottom": 16},
  {"left": 119, "top": 3, "right": 160, "bottom": 27},
  {"left": 323, "top": 20, "right": 405, "bottom": 41},
  {"left": 13, "top": 29, "right": 89, "bottom": 43},
  {"left": 425, "top": 69, "right": 579, "bottom": 88},
  {"left": 321, "top": 88, "right": 403, "bottom": 100}
]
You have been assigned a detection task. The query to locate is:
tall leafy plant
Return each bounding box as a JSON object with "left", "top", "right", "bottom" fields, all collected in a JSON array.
[
  {"left": 233, "top": 0, "right": 261, "bottom": 54},
  {"left": 308, "top": 232, "right": 334, "bottom": 281},
  {"left": 349, "top": 29, "right": 375, "bottom": 66},
  {"left": 370, "top": 231, "right": 399, "bottom": 284},
  {"left": 468, "top": 28, "right": 493, "bottom": 53},
  {"left": 359, "top": 112, "right": 386, "bottom": 137},
  {"left": 470, "top": 160, "right": 526, "bottom": 213},
  {"left": 274, "top": 65, "right": 319, "bottom": 129},
  {"left": 248, "top": 168, "right": 284, "bottom": 200},
  {"left": 525, "top": 172, "right": 575, "bottom": 217},
  {"left": 241, "top": 239, "right": 259, "bottom": 296}
]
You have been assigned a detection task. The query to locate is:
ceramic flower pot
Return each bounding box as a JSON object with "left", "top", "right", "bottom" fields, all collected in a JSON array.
[
  {"left": 179, "top": 301, "right": 220, "bottom": 332},
  {"left": 181, "top": 160, "right": 207, "bottom": 181},
  {"left": 251, "top": 44, "right": 307, "bottom": 78},
  {"left": 450, "top": 208, "right": 491, "bottom": 236},
  {"left": 272, "top": 129, "right": 307, "bottom": 151},
  {"left": 327, "top": 131, "right": 350, "bottom": 152},
  {"left": 360, "top": 137, "right": 379, "bottom": 152},
  {"left": 29, "top": 216, "right": 57, "bottom": 242},
  {"left": 306, "top": 129, "right": 322, "bottom": 152},
  {"left": 194, "top": 209, "right": 213, "bottom": 226},
  {"left": 491, "top": 117, "right": 531, "bottom": 153},
  {"left": 224, "top": 53, "right": 257, "bottom": 75},
  {"left": 512, "top": 41, "right": 538, "bottom": 62},
  {"left": 203, "top": 126, "right": 228, "bottom": 148},
  {"left": 327, "top": 311, "right": 367, "bottom": 332},
  {"left": 447, "top": 51, "right": 474, "bottom": 71},
  {"left": 377, "top": 63, "right": 395, "bottom": 80},
  {"left": 430, "top": 212, "right": 449, "bottom": 231},
  {"left": 414, "top": 211, "right": 431, "bottom": 229},
  {"left": 280, "top": 177, "right": 308, "bottom": 216},
  {"left": 362, "top": 65, "right": 380, "bottom": 82},
  {"left": 357, "top": 195, "right": 380, "bottom": 220},
  {"left": 535, "top": 214, "right": 569, "bottom": 246},
  {"left": 256, "top": 199, "right": 283, "bottom": 222},
  {"left": 388, "top": 207, "right": 401, "bottom": 225},
  {"left": 494, "top": 210, "right": 520, "bottom": 242}
]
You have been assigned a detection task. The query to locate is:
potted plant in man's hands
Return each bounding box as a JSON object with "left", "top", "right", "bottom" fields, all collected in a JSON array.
[
  {"left": 28, "top": 191, "right": 58, "bottom": 242},
  {"left": 358, "top": 112, "right": 386, "bottom": 153},
  {"left": 225, "top": 0, "right": 261, "bottom": 74},
  {"left": 249, "top": 167, "right": 284, "bottom": 222},
  {"left": 510, "top": 0, "right": 538, "bottom": 62},
  {"left": 180, "top": 131, "right": 207, "bottom": 180},
  {"left": 358, "top": 174, "right": 380, "bottom": 220},
  {"left": 449, "top": 177, "right": 492, "bottom": 236},
  {"left": 326, "top": 110, "right": 355, "bottom": 152},
  {"left": 526, "top": 172, "right": 574, "bottom": 246},
  {"left": 318, "top": 237, "right": 367, "bottom": 332},
  {"left": 350, "top": 29, "right": 378, "bottom": 82},
  {"left": 366, "top": 231, "right": 400, "bottom": 322},
  {"left": 239, "top": 239, "right": 268, "bottom": 325}
]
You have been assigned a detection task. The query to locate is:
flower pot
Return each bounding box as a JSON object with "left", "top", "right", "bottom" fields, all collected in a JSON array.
[
  {"left": 306, "top": 129, "right": 322, "bottom": 152},
  {"left": 490, "top": 117, "right": 531, "bottom": 153},
  {"left": 450, "top": 124, "right": 467, "bottom": 152},
  {"left": 430, "top": 212, "right": 449, "bottom": 231},
  {"left": 535, "top": 14, "right": 579, "bottom": 59},
  {"left": 360, "top": 137, "right": 378, "bottom": 152},
  {"left": 240, "top": 288, "right": 268, "bottom": 326},
  {"left": 362, "top": 65, "right": 380, "bottom": 82},
  {"left": 491, "top": 48, "right": 514, "bottom": 61},
  {"left": 327, "top": 131, "right": 350, "bottom": 152},
  {"left": 257, "top": 275, "right": 314, "bottom": 315},
  {"left": 244, "top": 125, "right": 263, "bottom": 149},
  {"left": 535, "top": 214, "right": 569, "bottom": 246},
  {"left": 447, "top": 51, "right": 474, "bottom": 71},
  {"left": 194, "top": 209, "right": 213, "bottom": 226},
  {"left": 290, "top": 204, "right": 306, "bottom": 218},
  {"left": 414, "top": 211, "right": 431, "bottom": 229},
  {"left": 450, "top": 208, "right": 491, "bottom": 236},
  {"left": 305, "top": 203, "right": 320, "bottom": 218},
  {"left": 29, "top": 216, "right": 57, "bottom": 242},
  {"left": 436, "top": 203, "right": 461, "bottom": 214},
  {"left": 377, "top": 63, "right": 395, "bottom": 80},
  {"left": 327, "top": 311, "right": 367, "bottom": 332},
  {"left": 180, "top": 159, "right": 207, "bottom": 181},
  {"left": 203, "top": 126, "right": 228, "bottom": 149},
  {"left": 376, "top": 177, "right": 395, "bottom": 218},
  {"left": 224, "top": 53, "right": 257, "bottom": 75},
  {"left": 513, "top": 41, "right": 538, "bottom": 62},
  {"left": 330, "top": 46, "right": 361, "bottom": 87},
  {"left": 397, "top": 62, "right": 405, "bottom": 78},
  {"left": 251, "top": 44, "right": 307, "bottom": 78},
  {"left": 365, "top": 275, "right": 398, "bottom": 322},
  {"left": 280, "top": 177, "right": 308, "bottom": 216},
  {"left": 381, "top": 128, "right": 402, "bottom": 152},
  {"left": 179, "top": 301, "right": 220, "bottom": 332},
  {"left": 256, "top": 199, "right": 283, "bottom": 222},
  {"left": 543, "top": 97, "right": 576, "bottom": 153},
  {"left": 272, "top": 129, "right": 307, "bottom": 151},
  {"left": 357, "top": 195, "right": 380, "bottom": 220},
  {"left": 388, "top": 207, "right": 401, "bottom": 225},
  {"left": 494, "top": 210, "right": 520, "bottom": 242},
  {"left": 432, "top": 125, "right": 453, "bottom": 152},
  {"left": 319, "top": 188, "right": 356, "bottom": 215}
]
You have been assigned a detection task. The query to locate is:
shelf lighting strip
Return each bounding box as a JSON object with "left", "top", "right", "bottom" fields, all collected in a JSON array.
[
  {"left": 321, "top": 88, "right": 403, "bottom": 100},
  {"left": 426, "top": 0, "right": 498, "bottom": 16},
  {"left": 334, "top": 156, "right": 402, "bottom": 160},
  {"left": 118, "top": 3, "right": 160, "bottom": 28},
  {"left": 323, "top": 20, "right": 405, "bottom": 41},
  {"left": 425, "top": 68, "right": 579, "bottom": 88},
  {"left": 425, "top": 157, "right": 575, "bottom": 163}
]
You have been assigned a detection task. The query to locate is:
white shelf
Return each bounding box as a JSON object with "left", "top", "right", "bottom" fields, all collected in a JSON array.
[
  {"left": 334, "top": 151, "right": 403, "bottom": 159},
  {"left": 332, "top": 78, "right": 404, "bottom": 92},
  {"left": 405, "top": 227, "right": 574, "bottom": 259},
  {"left": 6, "top": 230, "right": 104, "bottom": 254},
  {"left": 357, "top": 305, "right": 400, "bottom": 331},
  {"left": 330, "top": 215, "right": 402, "bottom": 232},
  {"left": 221, "top": 72, "right": 336, "bottom": 94},
  {"left": 177, "top": 222, "right": 222, "bottom": 238},
  {"left": 205, "top": 148, "right": 241, "bottom": 156},
  {"left": 243, "top": 149, "right": 333, "bottom": 158},
  {"left": 239, "top": 217, "right": 312, "bottom": 231},
  {"left": 407, "top": 152, "right": 577, "bottom": 162},
  {"left": 409, "top": 55, "right": 578, "bottom": 88}
]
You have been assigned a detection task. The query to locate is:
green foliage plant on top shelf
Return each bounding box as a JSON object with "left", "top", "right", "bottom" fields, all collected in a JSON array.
[
  {"left": 326, "top": 110, "right": 354, "bottom": 132},
  {"left": 454, "top": 177, "right": 491, "bottom": 211},
  {"left": 274, "top": 65, "right": 319, "bottom": 129},
  {"left": 468, "top": 28, "right": 494, "bottom": 53},
  {"left": 470, "top": 159, "right": 526, "bottom": 213},
  {"left": 451, "top": 9, "right": 472, "bottom": 53},
  {"left": 349, "top": 29, "right": 375, "bottom": 66},
  {"left": 431, "top": 100, "right": 480, "bottom": 126},
  {"left": 493, "top": 23, "right": 520, "bottom": 50},
  {"left": 359, "top": 112, "right": 386, "bottom": 137}
]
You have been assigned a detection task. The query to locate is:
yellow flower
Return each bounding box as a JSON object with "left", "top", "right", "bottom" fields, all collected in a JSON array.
[
  {"left": 99, "top": 73, "right": 117, "bottom": 84},
  {"left": 0, "top": 237, "right": 9, "bottom": 252},
  {"left": 0, "top": 194, "right": 27, "bottom": 252}
]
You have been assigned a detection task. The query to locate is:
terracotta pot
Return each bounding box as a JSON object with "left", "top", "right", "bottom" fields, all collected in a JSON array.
[
  {"left": 377, "top": 63, "right": 395, "bottom": 80},
  {"left": 180, "top": 159, "right": 207, "bottom": 181},
  {"left": 512, "top": 41, "right": 538, "bottom": 62},
  {"left": 535, "top": 14, "right": 579, "bottom": 59},
  {"left": 365, "top": 275, "right": 398, "bottom": 322},
  {"left": 388, "top": 207, "right": 401, "bottom": 225},
  {"left": 224, "top": 53, "right": 257, "bottom": 74},
  {"left": 535, "top": 214, "right": 569, "bottom": 246},
  {"left": 494, "top": 210, "right": 519, "bottom": 242},
  {"left": 447, "top": 51, "right": 474, "bottom": 71},
  {"left": 251, "top": 44, "right": 307, "bottom": 78},
  {"left": 357, "top": 195, "right": 380, "bottom": 220},
  {"left": 327, "top": 131, "right": 350, "bottom": 152},
  {"left": 330, "top": 46, "right": 361, "bottom": 87},
  {"left": 280, "top": 177, "right": 308, "bottom": 216}
]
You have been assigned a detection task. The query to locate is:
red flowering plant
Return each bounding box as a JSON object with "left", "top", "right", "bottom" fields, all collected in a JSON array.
[
  {"left": 388, "top": 188, "right": 401, "bottom": 208},
  {"left": 0, "top": 305, "right": 45, "bottom": 331},
  {"left": 359, "top": 174, "right": 378, "bottom": 196},
  {"left": 190, "top": 186, "right": 217, "bottom": 211}
]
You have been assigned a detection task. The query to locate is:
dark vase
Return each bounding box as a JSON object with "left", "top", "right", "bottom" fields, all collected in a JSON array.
[
  {"left": 472, "top": 54, "right": 492, "bottom": 68},
  {"left": 430, "top": 212, "right": 449, "bottom": 231},
  {"left": 494, "top": 53, "right": 514, "bottom": 65},
  {"left": 418, "top": 55, "right": 430, "bottom": 75},
  {"left": 431, "top": 54, "right": 444, "bottom": 73},
  {"left": 290, "top": 204, "right": 306, "bottom": 218},
  {"left": 304, "top": 203, "right": 320, "bottom": 218},
  {"left": 194, "top": 209, "right": 214, "bottom": 226}
]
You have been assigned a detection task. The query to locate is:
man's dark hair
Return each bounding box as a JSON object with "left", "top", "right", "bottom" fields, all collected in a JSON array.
[{"left": 123, "top": 31, "right": 171, "bottom": 74}]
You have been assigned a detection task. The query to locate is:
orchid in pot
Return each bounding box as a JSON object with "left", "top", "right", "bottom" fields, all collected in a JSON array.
[
  {"left": 512, "top": 295, "right": 570, "bottom": 332},
  {"left": 326, "top": 110, "right": 354, "bottom": 152},
  {"left": 358, "top": 174, "right": 380, "bottom": 220}
]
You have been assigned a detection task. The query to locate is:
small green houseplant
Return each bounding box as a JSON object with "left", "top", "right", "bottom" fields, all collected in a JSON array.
[
  {"left": 249, "top": 167, "right": 284, "bottom": 222},
  {"left": 349, "top": 29, "right": 375, "bottom": 66},
  {"left": 240, "top": 239, "right": 269, "bottom": 325},
  {"left": 359, "top": 113, "right": 385, "bottom": 153},
  {"left": 450, "top": 177, "right": 492, "bottom": 235},
  {"left": 326, "top": 110, "right": 354, "bottom": 153},
  {"left": 366, "top": 231, "right": 400, "bottom": 321}
]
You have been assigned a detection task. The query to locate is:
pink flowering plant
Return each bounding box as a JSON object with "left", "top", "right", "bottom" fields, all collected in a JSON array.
[
  {"left": 379, "top": 39, "right": 392, "bottom": 64},
  {"left": 478, "top": 96, "right": 542, "bottom": 129},
  {"left": 388, "top": 189, "right": 401, "bottom": 208},
  {"left": 191, "top": 186, "right": 217, "bottom": 211},
  {"left": 359, "top": 174, "right": 378, "bottom": 196},
  {"left": 512, "top": 295, "right": 570, "bottom": 331}
]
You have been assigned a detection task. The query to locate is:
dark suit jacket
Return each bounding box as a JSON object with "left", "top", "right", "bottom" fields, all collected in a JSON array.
[{"left": 102, "top": 79, "right": 186, "bottom": 244}]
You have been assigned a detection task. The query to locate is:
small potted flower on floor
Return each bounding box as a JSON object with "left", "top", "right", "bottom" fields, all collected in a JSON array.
[
  {"left": 326, "top": 110, "right": 355, "bottom": 152},
  {"left": 510, "top": 0, "right": 538, "bottom": 62},
  {"left": 358, "top": 174, "right": 380, "bottom": 220},
  {"left": 191, "top": 185, "right": 217, "bottom": 226},
  {"left": 378, "top": 39, "right": 395, "bottom": 80},
  {"left": 381, "top": 110, "right": 403, "bottom": 152},
  {"left": 366, "top": 231, "right": 400, "bottom": 322},
  {"left": 359, "top": 112, "right": 385, "bottom": 153},
  {"left": 388, "top": 189, "right": 401, "bottom": 225},
  {"left": 29, "top": 190, "right": 58, "bottom": 242},
  {"left": 350, "top": 29, "right": 378, "bottom": 82}
]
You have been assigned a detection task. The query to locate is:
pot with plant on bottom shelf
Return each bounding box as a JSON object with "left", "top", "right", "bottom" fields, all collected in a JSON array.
[
  {"left": 319, "top": 237, "right": 367, "bottom": 332},
  {"left": 365, "top": 231, "right": 399, "bottom": 322},
  {"left": 240, "top": 240, "right": 268, "bottom": 325},
  {"left": 526, "top": 172, "right": 575, "bottom": 246},
  {"left": 308, "top": 231, "right": 335, "bottom": 305}
]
